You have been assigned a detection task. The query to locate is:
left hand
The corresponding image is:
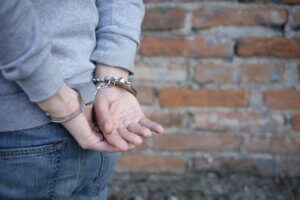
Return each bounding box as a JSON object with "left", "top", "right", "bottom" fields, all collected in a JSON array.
[{"left": 37, "top": 84, "right": 121, "bottom": 152}]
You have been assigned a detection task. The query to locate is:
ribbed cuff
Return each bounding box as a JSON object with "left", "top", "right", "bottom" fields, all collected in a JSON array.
[
  {"left": 90, "top": 33, "right": 137, "bottom": 75},
  {"left": 17, "top": 56, "right": 64, "bottom": 102}
]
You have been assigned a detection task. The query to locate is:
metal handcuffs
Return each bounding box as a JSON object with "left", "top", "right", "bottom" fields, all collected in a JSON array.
[{"left": 46, "top": 76, "right": 136, "bottom": 123}]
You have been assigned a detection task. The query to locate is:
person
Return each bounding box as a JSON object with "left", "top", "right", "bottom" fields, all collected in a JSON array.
[{"left": 0, "top": 0, "right": 164, "bottom": 199}]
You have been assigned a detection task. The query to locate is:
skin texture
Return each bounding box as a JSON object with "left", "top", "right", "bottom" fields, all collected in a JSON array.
[
  {"left": 94, "top": 85, "right": 164, "bottom": 151},
  {"left": 36, "top": 64, "right": 164, "bottom": 152},
  {"left": 94, "top": 64, "right": 164, "bottom": 151}
]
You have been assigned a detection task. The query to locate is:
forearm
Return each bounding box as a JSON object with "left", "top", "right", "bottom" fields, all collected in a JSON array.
[
  {"left": 0, "top": 0, "right": 64, "bottom": 102},
  {"left": 91, "top": 0, "right": 145, "bottom": 74},
  {"left": 36, "top": 84, "right": 79, "bottom": 118}
]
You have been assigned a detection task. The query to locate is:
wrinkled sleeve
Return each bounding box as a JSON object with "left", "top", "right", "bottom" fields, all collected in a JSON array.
[
  {"left": 91, "top": 0, "right": 145, "bottom": 74},
  {"left": 0, "top": 0, "right": 64, "bottom": 102}
]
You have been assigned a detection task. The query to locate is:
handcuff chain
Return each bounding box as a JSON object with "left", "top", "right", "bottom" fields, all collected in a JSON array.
[
  {"left": 94, "top": 78, "right": 112, "bottom": 90},
  {"left": 93, "top": 76, "right": 137, "bottom": 96}
]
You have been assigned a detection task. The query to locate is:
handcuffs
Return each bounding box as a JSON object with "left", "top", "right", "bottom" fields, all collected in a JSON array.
[{"left": 46, "top": 76, "right": 137, "bottom": 123}]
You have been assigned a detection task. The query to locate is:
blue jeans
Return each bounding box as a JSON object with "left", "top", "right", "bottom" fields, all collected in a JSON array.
[{"left": 0, "top": 123, "right": 118, "bottom": 200}]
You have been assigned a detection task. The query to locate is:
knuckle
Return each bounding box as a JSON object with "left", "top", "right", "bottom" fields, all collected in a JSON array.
[{"left": 139, "top": 118, "right": 147, "bottom": 123}]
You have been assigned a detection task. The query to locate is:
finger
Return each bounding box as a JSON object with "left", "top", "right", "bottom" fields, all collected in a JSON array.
[
  {"left": 89, "top": 121, "right": 101, "bottom": 133},
  {"left": 63, "top": 114, "right": 127, "bottom": 152},
  {"left": 91, "top": 126, "right": 104, "bottom": 141},
  {"left": 103, "top": 129, "right": 130, "bottom": 151},
  {"left": 62, "top": 113, "right": 104, "bottom": 150},
  {"left": 127, "top": 123, "right": 152, "bottom": 138},
  {"left": 90, "top": 140, "right": 122, "bottom": 153},
  {"left": 90, "top": 137, "right": 135, "bottom": 152},
  {"left": 128, "top": 143, "right": 136, "bottom": 149},
  {"left": 90, "top": 132, "right": 136, "bottom": 152},
  {"left": 94, "top": 94, "right": 114, "bottom": 134},
  {"left": 118, "top": 128, "right": 143, "bottom": 145},
  {"left": 139, "top": 118, "right": 164, "bottom": 134}
]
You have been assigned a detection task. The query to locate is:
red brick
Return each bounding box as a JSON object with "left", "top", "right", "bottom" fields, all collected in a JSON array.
[
  {"left": 116, "top": 155, "right": 186, "bottom": 173},
  {"left": 237, "top": 37, "right": 300, "bottom": 58},
  {"left": 145, "top": 0, "right": 300, "bottom": 2},
  {"left": 154, "top": 133, "right": 242, "bottom": 152},
  {"left": 240, "top": 0, "right": 300, "bottom": 4},
  {"left": 270, "top": 136, "right": 300, "bottom": 155},
  {"left": 277, "top": 0, "right": 300, "bottom": 4},
  {"left": 193, "top": 8, "right": 287, "bottom": 29},
  {"left": 194, "top": 157, "right": 255, "bottom": 173},
  {"left": 137, "top": 142, "right": 148, "bottom": 150},
  {"left": 140, "top": 37, "right": 188, "bottom": 57},
  {"left": 248, "top": 135, "right": 269, "bottom": 153},
  {"left": 263, "top": 89, "right": 300, "bottom": 110},
  {"left": 146, "top": 110, "right": 188, "bottom": 127},
  {"left": 194, "top": 63, "right": 233, "bottom": 84},
  {"left": 134, "top": 141, "right": 148, "bottom": 150},
  {"left": 193, "top": 110, "right": 284, "bottom": 132},
  {"left": 292, "top": 11, "right": 300, "bottom": 29},
  {"left": 239, "top": 0, "right": 271, "bottom": 3},
  {"left": 142, "top": 8, "right": 185, "bottom": 30},
  {"left": 144, "top": 0, "right": 236, "bottom": 2},
  {"left": 291, "top": 114, "right": 300, "bottom": 132},
  {"left": 134, "top": 61, "right": 187, "bottom": 82},
  {"left": 298, "top": 64, "right": 300, "bottom": 83},
  {"left": 159, "top": 88, "right": 248, "bottom": 107},
  {"left": 140, "top": 36, "right": 233, "bottom": 58},
  {"left": 136, "top": 87, "right": 154, "bottom": 105},
  {"left": 237, "top": 62, "right": 284, "bottom": 84}
]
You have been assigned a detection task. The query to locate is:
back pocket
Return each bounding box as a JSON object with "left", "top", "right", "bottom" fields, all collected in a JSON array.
[
  {"left": 92, "top": 152, "right": 118, "bottom": 193},
  {"left": 0, "top": 142, "right": 65, "bottom": 200}
]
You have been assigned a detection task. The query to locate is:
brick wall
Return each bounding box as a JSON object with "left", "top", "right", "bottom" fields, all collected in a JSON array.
[{"left": 116, "top": 0, "right": 300, "bottom": 177}]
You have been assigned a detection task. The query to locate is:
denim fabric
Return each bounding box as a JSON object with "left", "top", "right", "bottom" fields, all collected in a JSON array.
[{"left": 0, "top": 123, "right": 118, "bottom": 200}]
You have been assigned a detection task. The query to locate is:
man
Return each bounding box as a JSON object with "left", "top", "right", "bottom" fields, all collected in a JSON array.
[{"left": 0, "top": 0, "right": 163, "bottom": 199}]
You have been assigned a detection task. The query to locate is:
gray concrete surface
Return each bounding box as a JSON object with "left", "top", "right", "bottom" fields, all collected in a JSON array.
[{"left": 108, "top": 172, "right": 300, "bottom": 200}]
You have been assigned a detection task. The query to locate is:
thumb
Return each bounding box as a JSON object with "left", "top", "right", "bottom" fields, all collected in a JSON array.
[{"left": 94, "top": 94, "right": 114, "bottom": 134}]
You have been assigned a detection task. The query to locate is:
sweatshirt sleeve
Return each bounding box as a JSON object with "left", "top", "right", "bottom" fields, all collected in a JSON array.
[
  {"left": 0, "top": 0, "right": 64, "bottom": 102},
  {"left": 91, "top": 0, "right": 145, "bottom": 74}
]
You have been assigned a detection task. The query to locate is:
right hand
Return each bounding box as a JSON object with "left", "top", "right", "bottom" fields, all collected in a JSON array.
[
  {"left": 36, "top": 84, "right": 128, "bottom": 152},
  {"left": 93, "top": 64, "right": 164, "bottom": 151}
]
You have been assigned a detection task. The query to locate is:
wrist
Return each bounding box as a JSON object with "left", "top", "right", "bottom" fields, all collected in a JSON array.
[
  {"left": 37, "top": 84, "right": 80, "bottom": 117},
  {"left": 95, "top": 63, "right": 129, "bottom": 80}
]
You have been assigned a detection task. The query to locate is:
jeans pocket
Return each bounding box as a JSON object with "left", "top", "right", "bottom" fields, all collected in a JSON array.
[
  {"left": 92, "top": 152, "right": 118, "bottom": 193},
  {"left": 0, "top": 142, "right": 65, "bottom": 200}
]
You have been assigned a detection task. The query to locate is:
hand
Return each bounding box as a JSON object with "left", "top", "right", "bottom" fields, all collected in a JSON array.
[
  {"left": 93, "top": 63, "right": 164, "bottom": 151},
  {"left": 94, "top": 85, "right": 164, "bottom": 151},
  {"left": 36, "top": 84, "right": 121, "bottom": 152}
]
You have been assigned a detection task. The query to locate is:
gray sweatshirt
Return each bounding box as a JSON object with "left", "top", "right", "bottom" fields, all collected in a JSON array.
[{"left": 0, "top": 0, "right": 144, "bottom": 131}]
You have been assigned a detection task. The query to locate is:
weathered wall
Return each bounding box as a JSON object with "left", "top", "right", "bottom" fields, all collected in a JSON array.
[{"left": 116, "top": 0, "right": 300, "bottom": 177}]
